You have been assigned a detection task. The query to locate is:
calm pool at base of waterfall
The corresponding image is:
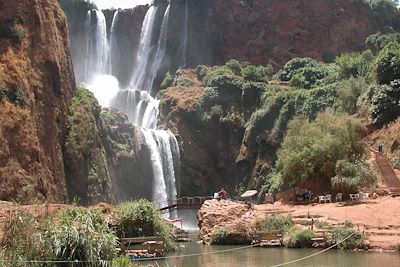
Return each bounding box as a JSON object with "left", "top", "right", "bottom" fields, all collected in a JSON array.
[{"left": 136, "top": 240, "right": 400, "bottom": 267}]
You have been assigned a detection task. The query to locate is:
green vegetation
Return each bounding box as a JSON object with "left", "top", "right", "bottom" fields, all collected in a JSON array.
[
  {"left": 1, "top": 201, "right": 175, "bottom": 264},
  {"left": 283, "top": 228, "right": 315, "bottom": 248},
  {"left": 394, "top": 243, "right": 400, "bottom": 251},
  {"left": 365, "top": 32, "right": 400, "bottom": 53},
  {"left": 1, "top": 207, "right": 116, "bottom": 264},
  {"left": 257, "top": 214, "right": 294, "bottom": 232},
  {"left": 59, "top": 0, "right": 97, "bottom": 28},
  {"left": 276, "top": 112, "right": 369, "bottom": 189},
  {"left": 0, "top": 19, "right": 25, "bottom": 44},
  {"left": 115, "top": 199, "right": 175, "bottom": 250},
  {"left": 0, "top": 84, "right": 8, "bottom": 102},
  {"left": 10, "top": 86, "right": 25, "bottom": 106},
  {"left": 112, "top": 256, "right": 139, "bottom": 267},
  {"left": 160, "top": 71, "right": 174, "bottom": 89},
  {"left": 242, "top": 65, "right": 268, "bottom": 82},
  {"left": 375, "top": 42, "right": 400, "bottom": 85},
  {"left": 277, "top": 57, "right": 331, "bottom": 88},
  {"left": 371, "top": 81, "right": 400, "bottom": 125},
  {"left": 331, "top": 159, "right": 376, "bottom": 192},
  {"left": 327, "top": 221, "right": 368, "bottom": 250}
]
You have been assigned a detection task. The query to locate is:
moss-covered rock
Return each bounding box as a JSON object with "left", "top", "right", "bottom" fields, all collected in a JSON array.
[{"left": 64, "top": 87, "right": 113, "bottom": 205}]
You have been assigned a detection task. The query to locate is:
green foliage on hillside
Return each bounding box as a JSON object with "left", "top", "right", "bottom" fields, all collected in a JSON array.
[
  {"left": 371, "top": 80, "right": 400, "bottom": 125},
  {"left": 59, "top": 0, "right": 97, "bottom": 26},
  {"left": 327, "top": 221, "right": 368, "bottom": 250},
  {"left": 0, "top": 19, "right": 25, "bottom": 44},
  {"left": 283, "top": 228, "right": 315, "bottom": 248},
  {"left": 276, "top": 112, "right": 369, "bottom": 188},
  {"left": 366, "top": 32, "right": 400, "bottom": 53},
  {"left": 160, "top": 71, "right": 174, "bottom": 89},
  {"left": 375, "top": 42, "right": 400, "bottom": 84}
]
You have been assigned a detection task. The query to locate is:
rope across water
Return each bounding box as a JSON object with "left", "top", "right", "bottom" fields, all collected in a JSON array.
[{"left": 0, "top": 232, "right": 357, "bottom": 266}]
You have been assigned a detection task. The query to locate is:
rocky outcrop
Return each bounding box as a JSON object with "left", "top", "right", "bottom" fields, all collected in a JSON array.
[
  {"left": 198, "top": 199, "right": 256, "bottom": 244},
  {"left": 0, "top": 0, "right": 75, "bottom": 203},
  {"left": 64, "top": 87, "right": 155, "bottom": 204}
]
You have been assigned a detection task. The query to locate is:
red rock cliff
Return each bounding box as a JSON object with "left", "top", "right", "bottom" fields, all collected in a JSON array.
[
  {"left": 0, "top": 0, "right": 75, "bottom": 203},
  {"left": 212, "top": 0, "right": 377, "bottom": 68}
]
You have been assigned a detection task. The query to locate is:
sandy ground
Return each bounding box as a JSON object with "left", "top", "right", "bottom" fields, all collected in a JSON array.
[{"left": 253, "top": 196, "right": 400, "bottom": 249}]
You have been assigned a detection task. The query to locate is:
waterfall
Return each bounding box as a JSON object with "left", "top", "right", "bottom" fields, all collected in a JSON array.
[
  {"left": 74, "top": 5, "right": 180, "bottom": 216},
  {"left": 146, "top": 4, "right": 171, "bottom": 93},
  {"left": 130, "top": 6, "right": 159, "bottom": 91},
  {"left": 84, "top": 10, "right": 110, "bottom": 83},
  {"left": 109, "top": 11, "right": 119, "bottom": 75},
  {"left": 181, "top": 0, "right": 189, "bottom": 67}
]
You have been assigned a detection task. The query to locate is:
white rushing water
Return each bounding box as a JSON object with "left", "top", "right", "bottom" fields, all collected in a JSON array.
[
  {"left": 130, "top": 5, "right": 159, "bottom": 91},
  {"left": 146, "top": 4, "right": 171, "bottom": 93},
  {"left": 108, "top": 11, "right": 119, "bottom": 75},
  {"left": 181, "top": 0, "right": 189, "bottom": 67},
  {"left": 84, "top": 10, "right": 110, "bottom": 83},
  {"left": 79, "top": 7, "right": 180, "bottom": 214}
]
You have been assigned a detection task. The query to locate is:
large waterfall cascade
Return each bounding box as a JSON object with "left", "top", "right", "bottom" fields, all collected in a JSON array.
[{"left": 79, "top": 5, "right": 180, "bottom": 216}]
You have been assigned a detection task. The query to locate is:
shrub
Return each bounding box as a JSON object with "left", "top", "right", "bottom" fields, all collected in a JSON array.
[
  {"left": 10, "top": 86, "right": 25, "bottom": 106},
  {"left": 335, "top": 52, "right": 363, "bottom": 79},
  {"left": 1, "top": 207, "right": 117, "bottom": 264},
  {"left": 394, "top": 243, "right": 400, "bottom": 251},
  {"left": 375, "top": 42, "right": 400, "bottom": 85},
  {"left": 259, "top": 214, "right": 294, "bottom": 232},
  {"left": 242, "top": 65, "right": 268, "bottom": 82},
  {"left": 276, "top": 111, "right": 367, "bottom": 187},
  {"left": 371, "top": 80, "right": 400, "bottom": 125},
  {"left": 289, "top": 65, "right": 330, "bottom": 89},
  {"left": 112, "top": 256, "right": 138, "bottom": 267},
  {"left": 195, "top": 65, "right": 208, "bottom": 81},
  {"left": 115, "top": 200, "right": 175, "bottom": 250},
  {"left": 331, "top": 159, "right": 376, "bottom": 193},
  {"left": 0, "top": 84, "right": 8, "bottom": 102},
  {"left": 225, "top": 59, "right": 242, "bottom": 75},
  {"left": 277, "top": 57, "right": 318, "bottom": 82},
  {"left": 199, "top": 87, "right": 219, "bottom": 110},
  {"left": 210, "top": 228, "right": 230, "bottom": 245},
  {"left": 328, "top": 222, "right": 368, "bottom": 250},
  {"left": 336, "top": 77, "right": 367, "bottom": 114},
  {"left": 160, "top": 71, "right": 174, "bottom": 89},
  {"left": 284, "top": 228, "right": 315, "bottom": 248},
  {"left": 365, "top": 32, "right": 400, "bottom": 53},
  {"left": 0, "top": 20, "right": 25, "bottom": 44}
]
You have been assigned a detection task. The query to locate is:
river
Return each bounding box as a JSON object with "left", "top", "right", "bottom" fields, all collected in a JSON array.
[{"left": 136, "top": 238, "right": 400, "bottom": 267}]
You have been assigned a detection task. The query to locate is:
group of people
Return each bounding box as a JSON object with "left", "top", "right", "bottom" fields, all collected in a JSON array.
[{"left": 214, "top": 187, "right": 229, "bottom": 200}]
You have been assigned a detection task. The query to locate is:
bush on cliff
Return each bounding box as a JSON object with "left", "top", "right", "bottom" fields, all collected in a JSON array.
[
  {"left": 225, "top": 59, "right": 242, "bottom": 75},
  {"left": 276, "top": 111, "right": 367, "bottom": 188},
  {"left": 370, "top": 80, "right": 400, "bottom": 125},
  {"left": 336, "top": 77, "right": 367, "bottom": 114},
  {"left": 242, "top": 65, "right": 268, "bottom": 83},
  {"left": 0, "top": 20, "right": 25, "bottom": 44},
  {"left": 365, "top": 32, "right": 400, "bottom": 53},
  {"left": 160, "top": 71, "right": 174, "bottom": 89},
  {"left": 375, "top": 42, "right": 400, "bottom": 85}
]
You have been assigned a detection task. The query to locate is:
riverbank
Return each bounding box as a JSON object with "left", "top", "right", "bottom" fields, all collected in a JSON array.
[{"left": 198, "top": 197, "right": 400, "bottom": 251}]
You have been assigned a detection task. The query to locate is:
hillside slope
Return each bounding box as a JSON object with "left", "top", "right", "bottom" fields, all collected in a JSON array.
[{"left": 0, "top": 0, "right": 75, "bottom": 203}]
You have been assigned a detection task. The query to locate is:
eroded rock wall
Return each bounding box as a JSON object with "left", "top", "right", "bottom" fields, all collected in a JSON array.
[{"left": 0, "top": 0, "right": 75, "bottom": 203}]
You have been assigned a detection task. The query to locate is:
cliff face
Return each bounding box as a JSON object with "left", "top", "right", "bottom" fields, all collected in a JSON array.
[
  {"left": 211, "top": 0, "right": 378, "bottom": 69},
  {"left": 0, "top": 0, "right": 75, "bottom": 203}
]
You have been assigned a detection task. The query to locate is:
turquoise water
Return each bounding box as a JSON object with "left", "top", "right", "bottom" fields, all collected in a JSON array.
[{"left": 136, "top": 241, "right": 400, "bottom": 267}]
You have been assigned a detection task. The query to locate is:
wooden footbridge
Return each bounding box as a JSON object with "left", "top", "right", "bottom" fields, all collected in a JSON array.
[{"left": 156, "top": 196, "right": 212, "bottom": 212}]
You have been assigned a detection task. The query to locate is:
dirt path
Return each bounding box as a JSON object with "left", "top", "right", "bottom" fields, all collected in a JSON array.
[{"left": 254, "top": 196, "right": 400, "bottom": 249}]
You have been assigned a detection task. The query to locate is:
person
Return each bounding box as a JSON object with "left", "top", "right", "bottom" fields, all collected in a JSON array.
[
  {"left": 217, "top": 187, "right": 228, "bottom": 200},
  {"left": 378, "top": 143, "right": 383, "bottom": 154}
]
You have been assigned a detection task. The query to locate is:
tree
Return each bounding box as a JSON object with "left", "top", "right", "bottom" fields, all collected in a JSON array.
[
  {"left": 375, "top": 42, "right": 400, "bottom": 84},
  {"left": 276, "top": 112, "right": 367, "bottom": 187}
]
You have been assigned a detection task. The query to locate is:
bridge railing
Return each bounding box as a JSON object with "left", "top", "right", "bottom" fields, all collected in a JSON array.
[{"left": 155, "top": 196, "right": 211, "bottom": 210}]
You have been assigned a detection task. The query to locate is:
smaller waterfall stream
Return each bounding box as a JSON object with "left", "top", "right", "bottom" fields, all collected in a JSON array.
[
  {"left": 109, "top": 11, "right": 119, "bottom": 75},
  {"left": 84, "top": 10, "right": 109, "bottom": 83},
  {"left": 130, "top": 6, "right": 159, "bottom": 91},
  {"left": 181, "top": 0, "right": 189, "bottom": 67}
]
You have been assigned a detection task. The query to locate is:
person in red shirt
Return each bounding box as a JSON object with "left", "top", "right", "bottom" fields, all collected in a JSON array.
[{"left": 218, "top": 187, "right": 228, "bottom": 199}]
